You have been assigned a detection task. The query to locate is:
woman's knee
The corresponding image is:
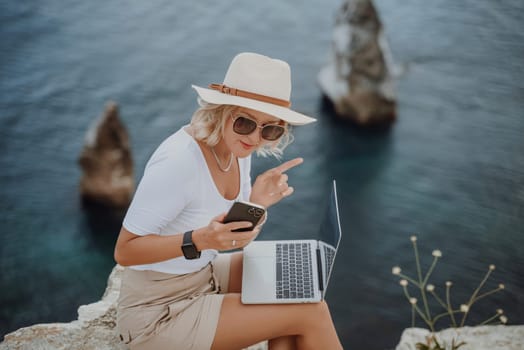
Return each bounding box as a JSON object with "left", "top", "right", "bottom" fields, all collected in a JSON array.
[
  {"left": 291, "top": 301, "right": 332, "bottom": 330},
  {"left": 310, "top": 301, "right": 332, "bottom": 320},
  {"left": 314, "top": 301, "right": 336, "bottom": 329}
]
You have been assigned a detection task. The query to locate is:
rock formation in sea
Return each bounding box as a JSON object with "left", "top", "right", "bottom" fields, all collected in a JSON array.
[
  {"left": 318, "top": 0, "right": 396, "bottom": 126},
  {"left": 78, "top": 102, "right": 134, "bottom": 208}
]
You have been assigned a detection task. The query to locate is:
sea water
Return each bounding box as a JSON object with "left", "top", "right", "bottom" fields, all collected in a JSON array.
[{"left": 1, "top": 1, "right": 523, "bottom": 348}]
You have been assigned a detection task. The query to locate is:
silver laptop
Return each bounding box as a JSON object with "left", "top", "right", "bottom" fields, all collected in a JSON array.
[{"left": 241, "top": 180, "right": 342, "bottom": 304}]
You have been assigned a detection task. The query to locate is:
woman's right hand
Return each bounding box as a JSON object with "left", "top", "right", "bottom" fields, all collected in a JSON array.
[{"left": 192, "top": 213, "right": 260, "bottom": 251}]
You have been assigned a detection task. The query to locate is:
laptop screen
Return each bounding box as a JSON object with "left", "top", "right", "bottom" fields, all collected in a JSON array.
[{"left": 318, "top": 180, "right": 342, "bottom": 249}]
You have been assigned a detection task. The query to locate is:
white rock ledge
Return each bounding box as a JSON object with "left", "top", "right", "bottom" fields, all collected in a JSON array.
[
  {"left": 396, "top": 325, "right": 524, "bottom": 350},
  {"left": 1, "top": 265, "right": 521, "bottom": 350},
  {"left": 0, "top": 265, "right": 266, "bottom": 350}
]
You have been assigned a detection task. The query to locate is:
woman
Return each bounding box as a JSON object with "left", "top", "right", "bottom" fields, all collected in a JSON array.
[{"left": 114, "top": 52, "right": 343, "bottom": 350}]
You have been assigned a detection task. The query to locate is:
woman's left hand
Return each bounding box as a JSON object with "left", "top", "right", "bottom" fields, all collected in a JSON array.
[{"left": 250, "top": 157, "right": 303, "bottom": 208}]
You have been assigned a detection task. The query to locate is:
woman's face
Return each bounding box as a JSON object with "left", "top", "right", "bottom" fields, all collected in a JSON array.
[{"left": 222, "top": 106, "right": 285, "bottom": 158}]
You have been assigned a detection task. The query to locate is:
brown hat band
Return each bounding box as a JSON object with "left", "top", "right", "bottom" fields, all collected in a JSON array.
[{"left": 209, "top": 83, "right": 291, "bottom": 108}]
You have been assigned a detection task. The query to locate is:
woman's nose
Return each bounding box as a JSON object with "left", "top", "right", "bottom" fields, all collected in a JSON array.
[{"left": 247, "top": 128, "right": 262, "bottom": 145}]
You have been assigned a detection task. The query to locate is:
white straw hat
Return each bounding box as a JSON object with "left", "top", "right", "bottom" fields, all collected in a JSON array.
[{"left": 192, "top": 52, "right": 316, "bottom": 125}]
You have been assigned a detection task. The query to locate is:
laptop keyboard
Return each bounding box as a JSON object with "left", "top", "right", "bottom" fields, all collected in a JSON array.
[
  {"left": 276, "top": 243, "right": 314, "bottom": 299},
  {"left": 323, "top": 244, "right": 336, "bottom": 279}
]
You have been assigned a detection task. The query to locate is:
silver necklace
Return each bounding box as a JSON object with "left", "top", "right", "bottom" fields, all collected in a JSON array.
[{"left": 211, "top": 147, "right": 234, "bottom": 172}]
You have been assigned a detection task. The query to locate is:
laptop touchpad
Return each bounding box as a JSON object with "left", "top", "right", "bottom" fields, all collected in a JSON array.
[{"left": 242, "top": 257, "right": 276, "bottom": 300}]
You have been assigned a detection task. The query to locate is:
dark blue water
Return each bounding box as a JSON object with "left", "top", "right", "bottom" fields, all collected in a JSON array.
[{"left": 1, "top": 1, "right": 523, "bottom": 348}]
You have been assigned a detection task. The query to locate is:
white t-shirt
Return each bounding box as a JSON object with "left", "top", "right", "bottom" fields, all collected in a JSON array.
[{"left": 123, "top": 126, "right": 252, "bottom": 274}]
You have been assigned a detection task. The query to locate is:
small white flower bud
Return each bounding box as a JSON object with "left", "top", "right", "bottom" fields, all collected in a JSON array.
[
  {"left": 446, "top": 281, "right": 453, "bottom": 287},
  {"left": 409, "top": 297, "right": 417, "bottom": 305},
  {"left": 392, "top": 266, "right": 401, "bottom": 275},
  {"left": 426, "top": 284, "right": 435, "bottom": 292},
  {"left": 489, "top": 264, "right": 496, "bottom": 270},
  {"left": 400, "top": 279, "right": 408, "bottom": 287},
  {"left": 499, "top": 315, "right": 508, "bottom": 324},
  {"left": 432, "top": 250, "right": 442, "bottom": 258},
  {"left": 497, "top": 309, "right": 504, "bottom": 315},
  {"left": 410, "top": 235, "right": 417, "bottom": 242},
  {"left": 460, "top": 304, "right": 469, "bottom": 313}
]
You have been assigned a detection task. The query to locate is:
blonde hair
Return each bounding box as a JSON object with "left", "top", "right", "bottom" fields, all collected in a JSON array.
[{"left": 190, "top": 99, "right": 294, "bottom": 159}]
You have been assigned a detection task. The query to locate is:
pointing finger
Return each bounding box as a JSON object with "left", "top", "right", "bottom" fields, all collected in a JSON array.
[{"left": 272, "top": 157, "right": 303, "bottom": 174}]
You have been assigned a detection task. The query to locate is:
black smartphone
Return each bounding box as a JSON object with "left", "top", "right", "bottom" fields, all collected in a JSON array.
[{"left": 223, "top": 201, "right": 266, "bottom": 232}]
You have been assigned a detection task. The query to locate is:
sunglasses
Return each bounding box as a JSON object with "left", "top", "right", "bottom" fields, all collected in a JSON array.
[{"left": 231, "top": 115, "right": 286, "bottom": 141}]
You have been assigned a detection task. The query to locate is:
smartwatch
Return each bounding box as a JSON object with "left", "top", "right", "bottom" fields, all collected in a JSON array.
[{"left": 181, "top": 230, "right": 201, "bottom": 260}]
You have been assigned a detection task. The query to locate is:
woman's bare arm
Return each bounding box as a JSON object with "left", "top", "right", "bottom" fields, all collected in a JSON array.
[
  {"left": 113, "top": 214, "right": 259, "bottom": 266},
  {"left": 114, "top": 226, "right": 186, "bottom": 266}
]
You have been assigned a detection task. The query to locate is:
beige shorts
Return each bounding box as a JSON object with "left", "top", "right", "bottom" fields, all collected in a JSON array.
[{"left": 116, "top": 253, "right": 232, "bottom": 350}]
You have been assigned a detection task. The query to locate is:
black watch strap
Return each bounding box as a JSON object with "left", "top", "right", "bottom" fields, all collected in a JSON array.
[
  {"left": 182, "top": 230, "right": 192, "bottom": 245},
  {"left": 181, "top": 230, "right": 201, "bottom": 260}
]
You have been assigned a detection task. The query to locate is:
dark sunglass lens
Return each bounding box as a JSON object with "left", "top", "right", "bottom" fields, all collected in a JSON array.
[
  {"left": 233, "top": 116, "right": 257, "bottom": 135},
  {"left": 261, "top": 125, "right": 285, "bottom": 141}
]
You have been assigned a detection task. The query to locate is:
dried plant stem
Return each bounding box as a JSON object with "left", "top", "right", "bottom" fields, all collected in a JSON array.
[
  {"left": 420, "top": 285, "right": 431, "bottom": 324},
  {"left": 446, "top": 284, "right": 458, "bottom": 327},
  {"left": 413, "top": 303, "right": 433, "bottom": 329},
  {"left": 393, "top": 236, "right": 507, "bottom": 336},
  {"left": 411, "top": 305, "right": 416, "bottom": 328},
  {"left": 474, "top": 286, "right": 504, "bottom": 303},
  {"left": 430, "top": 290, "right": 447, "bottom": 309},
  {"left": 403, "top": 285, "right": 433, "bottom": 330},
  {"left": 460, "top": 268, "right": 494, "bottom": 326},
  {"left": 422, "top": 257, "right": 439, "bottom": 286},
  {"left": 412, "top": 240, "right": 432, "bottom": 322},
  {"left": 396, "top": 272, "right": 419, "bottom": 287},
  {"left": 433, "top": 309, "right": 462, "bottom": 324},
  {"left": 479, "top": 312, "right": 501, "bottom": 326}
]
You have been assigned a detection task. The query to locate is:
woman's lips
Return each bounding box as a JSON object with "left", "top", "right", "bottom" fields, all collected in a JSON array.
[{"left": 240, "top": 141, "right": 255, "bottom": 150}]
